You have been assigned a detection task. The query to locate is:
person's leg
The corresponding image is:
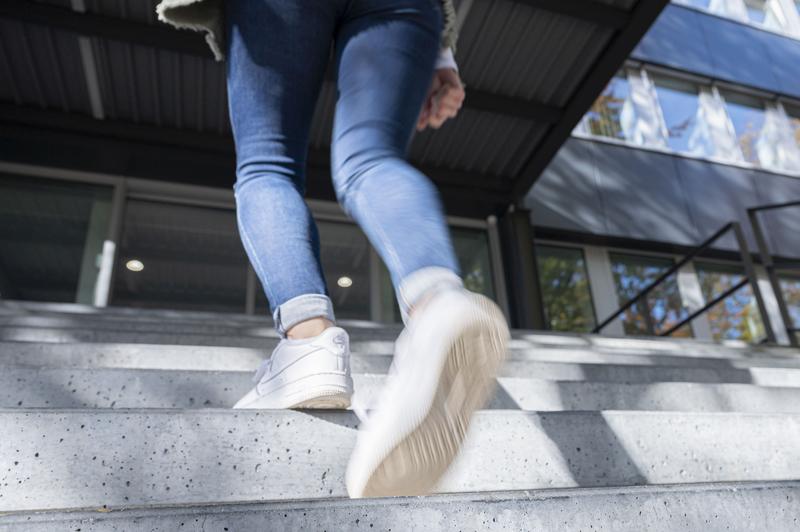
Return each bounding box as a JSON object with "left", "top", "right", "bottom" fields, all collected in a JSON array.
[
  {"left": 225, "top": 0, "right": 341, "bottom": 338},
  {"left": 333, "top": 0, "right": 510, "bottom": 498},
  {"left": 225, "top": 0, "right": 355, "bottom": 410},
  {"left": 329, "top": 0, "right": 463, "bottom": 323}
]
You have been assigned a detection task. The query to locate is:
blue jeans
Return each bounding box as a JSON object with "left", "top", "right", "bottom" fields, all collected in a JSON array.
[{"left": 225, "top": 0, "right": 462, "bottom": 336}]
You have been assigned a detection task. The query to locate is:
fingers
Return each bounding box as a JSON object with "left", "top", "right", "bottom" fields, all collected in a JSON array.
[
  {"left": 416, "top": 69, "right": 466, "bottom": 131},
  {"left": 427, "top": 83, "right": 465, "bottom": 129}
]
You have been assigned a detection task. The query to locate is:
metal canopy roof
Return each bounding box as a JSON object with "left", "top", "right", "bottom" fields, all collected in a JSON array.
[{"left": 0, "top": 0, "right": 668, "bottom": 217}]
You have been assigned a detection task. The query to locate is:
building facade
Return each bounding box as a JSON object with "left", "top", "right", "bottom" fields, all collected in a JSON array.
[{"left": 527, "top": 0, "right": 800, "bottom": 344}]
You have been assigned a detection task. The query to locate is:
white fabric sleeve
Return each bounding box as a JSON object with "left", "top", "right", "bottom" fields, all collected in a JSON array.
[{"left": 434, "top": 47, "right": 458, "bottom": 72}]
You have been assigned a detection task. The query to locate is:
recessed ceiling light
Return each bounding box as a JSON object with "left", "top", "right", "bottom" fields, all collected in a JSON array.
[
  {"left": 126, "top": 259, "right": 144, "bottom": 272},
  {"left": 337, "top": 276, "right": 353, "bottom": 288}
]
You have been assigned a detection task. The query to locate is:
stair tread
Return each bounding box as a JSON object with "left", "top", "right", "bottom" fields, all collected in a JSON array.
[
  {"left": 1, "top": 481, "right": 798, "bottom": 531},
  {"left": 4, "top": 366, "right": 800, "bottom": 412},
  {"left": 1, "top": 409, "right": 798, "bottom": 512}
]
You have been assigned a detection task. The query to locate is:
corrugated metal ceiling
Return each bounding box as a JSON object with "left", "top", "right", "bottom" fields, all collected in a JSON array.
[{"left": 0, "top": 0, "right": 669, "bottom": 211}]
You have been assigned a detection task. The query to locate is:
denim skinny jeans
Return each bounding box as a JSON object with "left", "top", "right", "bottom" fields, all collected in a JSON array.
[{"left": 226, "top": 0, "right": 462, "bottom": 337}]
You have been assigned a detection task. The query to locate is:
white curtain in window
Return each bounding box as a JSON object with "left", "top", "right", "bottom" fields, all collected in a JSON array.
[
  {"left": 624, "top": 71, "right": 668, "bottom": 148},
  {"left": 759, "top": 106, "right": 800, "bottom": 171},
  {"left": 763, "top": 0, "right": 789, "bottom": 30},
  {"left": 692, "top": 89, "right": 741, "bottom": 160}
]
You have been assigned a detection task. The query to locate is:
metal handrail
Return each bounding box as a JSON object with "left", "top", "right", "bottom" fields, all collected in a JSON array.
[
  {"left": 591, "top": 221, "right": 776, "bottom": 343},
  {"left": 748, "top": 200, "right": 800, "bottom": 347}
]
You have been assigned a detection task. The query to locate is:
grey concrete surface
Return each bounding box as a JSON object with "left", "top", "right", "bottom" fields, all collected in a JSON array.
[
  {"left": 4, "top": 328, "right": 800, "bottom": 368},
  {"left": 4, "top": 342, "right": 800, "bottom": 386},
  {"left": 1, "top": 409, "right": 798, "bottom": 511},
  {"left": 1, "top": 482, "right": 798, "bottom": 531},
  {"left": 5, "top": 366, "right": 800, "bottom": 413},
  {"left": 3, "top": 300, "right": 798, "bottom": 360}
]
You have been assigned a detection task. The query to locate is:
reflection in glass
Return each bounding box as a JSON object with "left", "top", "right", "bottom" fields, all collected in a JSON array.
[
  {"left": 317, "top": 221, "right": 371, "bottom": 320},
  {"left": 779, "top": 275, "right": 800, "bottom": 331},
  {"left": 256, "top": 220, "right": 372, "bottom": 320},
  {"left": 610, "top": 253, "right": 692, "bottom": 337},
  {"left": 677, "top": 0, "right": 711, "bottom": 9},
  {"left": 694, "top": 261, "right": 765, "bottom": 341},
  {"left": 378, "top": 227, "right": 497, "bottom": 323},
  {"left": 586, "top": 74, "right": 633, "bottom": 141},
  {"left": 786, "top": 103, "right": 800, "bottom": 153},
  {"left": 652, "top": 76, "right": 705, "bottom": 154},
  {"left": 113, "top": 200, "right": 248, "bottom": 313},
  {"left": 721, "top": 91, "right": 766, "bottom": 165},
  {"left": 535, "top": 245, "right": 596, "bottom": 332},
  {"left": 0, "top": 174, "right": 112, "bottom": 303},
  {"left": 745, "top": 0, "right": 768, "bottom": 23},
  {"left": 452, "top": 228, "right": 495, "bottom": 300}
]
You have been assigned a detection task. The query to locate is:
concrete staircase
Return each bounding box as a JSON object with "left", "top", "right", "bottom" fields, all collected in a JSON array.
[{"left": 0, "top": 300, "right": 799, "bottom": 531}]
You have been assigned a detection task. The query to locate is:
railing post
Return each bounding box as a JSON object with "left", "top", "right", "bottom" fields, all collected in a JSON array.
[
  {"left": 747, "top": 209, "right": 798, "bottom": 347},
  {"left": 731, "top": 222, "right": 777, "bottom": 344}
]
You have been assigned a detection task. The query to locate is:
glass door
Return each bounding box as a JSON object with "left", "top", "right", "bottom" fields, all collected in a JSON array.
[{"left": 0, "top": 173, "right": 113, "bottom": 304}]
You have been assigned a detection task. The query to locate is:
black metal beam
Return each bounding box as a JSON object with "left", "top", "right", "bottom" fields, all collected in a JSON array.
[
  {"left": 517, "top": 0, "right": 630, "bottom": 29},
  {"left": 0, "top": 103, "right": 510, "bottom": 193},
  {"left": 2, "top": 0, "right": 563, "bottom": 126},
  {"left": 511, "top": 0, "right": 669, "bottom": 199},
  {"left": 0, "top": 0, "right": 208, "bottom": 56},
  {"left": 0, "top": 105, "right": 513, "bottom": 218},
  {"left": 466, "top": 89, "right": 561, "bottom": 123}
]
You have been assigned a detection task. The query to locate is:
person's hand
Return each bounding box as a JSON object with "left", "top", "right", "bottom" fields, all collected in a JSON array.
[{"left": 416, "top": 68, "right": 465, "bottom": 131}]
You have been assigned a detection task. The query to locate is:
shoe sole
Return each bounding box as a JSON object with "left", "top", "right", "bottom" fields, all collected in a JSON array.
[
  {"left": 359, "top": 294, "right": 508, "bottom": 497},
  {"left": 233, "top": 373, "right": 353, "bottom": 410}
]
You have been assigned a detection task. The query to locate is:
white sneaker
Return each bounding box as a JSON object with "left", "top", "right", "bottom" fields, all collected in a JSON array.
[
  {"left": 233, "top": 326, "right": 354, "bottom": 409},
  {"left": 345, "top": 288, "right": 509, "bottom": 498}
]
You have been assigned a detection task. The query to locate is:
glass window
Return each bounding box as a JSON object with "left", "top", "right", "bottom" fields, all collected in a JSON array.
[
  {"left": 535, "top": 245, "right": 596, "bottom": 332},
  {"left": 256, "top": 220, "right": 372, "bottom": 321},
  {"left": 652, "top": 76, "right": 705, "bottom": 154},
  {"left": 786, "top": 103, "right": 800, "bottom": 153},
  {"left": 721, "top": 91, "right": 767, "bottom": 165},
  {"left": 678, "top": 0, "right": 711, "bottom": 9},
  {"left": 586, "top": 73, "right": 634, "bottom": 141},
  {"left": 609, "top": 253, "right": 692, "bottom": 337},
  {"left": 746, "top": 0, "right": 789, "bottom": 30},
  {"left": 452, "top": 227, "right": 495, "bottom": 300},
  {"left": 779, "top": 274, "right": 800, "bottom": 334},
  {"left": 316, "top": 221, "right": 371, "bottom": 320},
  {"left": 0, "top": 174, "right": 112, "bottom": 303},
  {"left": 378, "top": 227, "right": 497, "bottom": 323},
  {"left": 745, "top": 0, "right": 768, "bottom": 24},
  {"left": 112, "top": 199, "right": 248, "bottom": 313},
  {"left": 694, "top": 261, "right": 765, "bottom": 341}
]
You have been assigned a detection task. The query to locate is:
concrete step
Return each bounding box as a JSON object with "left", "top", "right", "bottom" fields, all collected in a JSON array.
[
  {"left": 5, "top": 366, "right": 800, "bottom": 413},
  {"left": 4, "top": 320, "right": 799, "bottom": 362},
  {"left": 3, "top": 342, "right": 800, "bottom": 386},
  {"left": 1, "top": 481, "right": 798, "bottom": 531},
  {"left": 4, "top": 324, "right": 800, "bottom": 371},
  {"left": 1, "top": 409, "right": 798, "bottom": 511},
  {"left": 3, "top": 301, "right": 799, "bottom": 362}
]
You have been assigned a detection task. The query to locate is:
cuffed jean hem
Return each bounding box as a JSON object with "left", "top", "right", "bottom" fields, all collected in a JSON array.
[
  {"left": 397, "top": 266, "right": 464, "bottom": 325},
  {"left": 273, "top": 294, "right": 336, "bottom": 338}
]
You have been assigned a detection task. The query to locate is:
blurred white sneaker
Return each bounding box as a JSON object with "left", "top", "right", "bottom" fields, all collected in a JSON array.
[
  {"left": 345, "top": 288, "right": 509, "bottom": 498},
  {"left": 233, "top": 326, "right": 353, "bottom": 409}
]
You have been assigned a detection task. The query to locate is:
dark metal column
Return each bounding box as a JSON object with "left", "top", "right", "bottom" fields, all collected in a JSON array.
[{"left": 496, "top": 206, "right": 547, "bottom": 330}]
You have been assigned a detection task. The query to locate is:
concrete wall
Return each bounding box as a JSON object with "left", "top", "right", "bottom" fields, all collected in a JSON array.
[
  {"left": 632, "top": 4, "right": 800, "bottom": 99},
  {"left": 526, "top": 138, "right": 800, "bottom": 258}
]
